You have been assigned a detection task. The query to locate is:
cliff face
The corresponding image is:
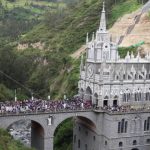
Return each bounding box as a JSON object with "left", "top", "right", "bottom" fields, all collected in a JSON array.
[{"left": 109, "top": 5, "right": 150, "bottom": 54}]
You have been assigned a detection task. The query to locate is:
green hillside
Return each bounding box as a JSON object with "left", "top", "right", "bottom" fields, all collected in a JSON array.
[
  {"left": 0, "top": 0, "right": 147, "bottom": 100},
  {"left": 21, "top": 0, "right": 142, "bottom": 52},
  {"left": 0, "top": 0, "right": 149, "bottom": 150}
]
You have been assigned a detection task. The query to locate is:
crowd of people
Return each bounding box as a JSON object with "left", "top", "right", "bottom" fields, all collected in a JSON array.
[
  {"left": 0, "top": 97, "right": 92, "bottom": 115},
  {"left": 1, "top": 96, "right": 150, "bottom": 115},
  {"left": 100, "top": 105, "right": 150, "bottom": 113}
]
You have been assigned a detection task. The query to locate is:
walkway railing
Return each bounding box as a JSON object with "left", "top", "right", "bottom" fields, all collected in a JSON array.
[{"left": 94, "top": 105, "right": 150, "bottom": 114}]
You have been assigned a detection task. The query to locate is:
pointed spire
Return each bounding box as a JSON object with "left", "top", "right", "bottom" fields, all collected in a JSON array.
[
  {"left": 131, "top": 51, "right": 134, "bottom": 59},
  {"left": 80, "top": 54, "right": 83, "bottom": 71},
  {"left": 136, "top": 51, "right": 141, "bottom": 60},
  {"left": 86, "top": 32, "right": 89, "bottom": 44},
  {"left": 99, "top": 1, "right": 106, "bottom": 32},
  {"left": 125, "top": 51, "right": 130, "bottom": 61},
  {"left": 146, "top": 51, "right": 149, "bottom": 59},
  {"left": 142, "top": 64, "right": 145, "bottom": 72},
  {"left": 127, "top": 51, "right": 130, "bottom": 58},
  {"left": 131, "top": 65, "right": 135, "bottom": 73},
  {"left": 116, "top": 51, "right": 120, "bottom": 60},
  {"left": 92, "top": 32, "right": 95, "bottom": 41}
]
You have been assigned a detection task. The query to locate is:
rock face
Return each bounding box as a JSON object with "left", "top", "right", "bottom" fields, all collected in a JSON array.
[
  {"left": 17, "top": 42, "right": 45, "bottom": 50},
  {"left": 119, "top": 13, "right": 150, "bottom": 52},
  {"left": 9, "top": 120, "right": 31, "bottom": 147}
]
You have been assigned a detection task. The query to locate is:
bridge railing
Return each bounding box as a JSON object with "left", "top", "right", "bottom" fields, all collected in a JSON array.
[
  {"left": 94, "top": 105, "right": 150, "bottom": 114},
  {"left": 0, "top": 107, "right": 93, "bottom": 116}
]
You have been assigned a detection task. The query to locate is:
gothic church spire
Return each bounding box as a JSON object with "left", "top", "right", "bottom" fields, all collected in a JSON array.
[{"left": 99, "top": 2, "right": 106, "bottom": 32}]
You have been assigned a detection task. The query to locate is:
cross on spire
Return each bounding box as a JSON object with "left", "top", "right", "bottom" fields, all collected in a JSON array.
[{"left": 99, "top": 1, "right": 106, "bottom": 32}]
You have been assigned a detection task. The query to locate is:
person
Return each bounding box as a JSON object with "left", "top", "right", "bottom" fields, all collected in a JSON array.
[{"left": 81, "top": 102, "right": 84, "bottom": 109}]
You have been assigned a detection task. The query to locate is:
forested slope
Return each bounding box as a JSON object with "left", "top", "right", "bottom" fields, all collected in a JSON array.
[
  {"left": 0, "top": 0, "right": 148, "bottom": 99},
  {"left": 0, "top": 0, "right": 149, "bottom": 150}
]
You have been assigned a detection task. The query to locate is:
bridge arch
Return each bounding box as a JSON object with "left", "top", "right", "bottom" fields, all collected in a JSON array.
[
  {"left": 52, "top": 111, "right": 96, "bottom": 132},
  {"left": 53, "top": 113, "right": 96, "bottom": 150},
  {"left": 7, "top": 118, "right": 45, "bottom": 150},
  {"left": 0, "top": 111, "right": 96, "bottom": 150}
]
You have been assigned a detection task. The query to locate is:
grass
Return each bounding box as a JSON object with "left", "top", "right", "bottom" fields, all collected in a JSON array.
[
  {"left": 0, "top": 0, "right": 66, "bottom": 10},
  {"left": 108, "top": 0, "right": 142, "bottom": 27},
  {"left": 21, "top": 0, "right": 142, "bottom": 53},
  {"left": 0, "top": 0, "right": 67, "bottom": 20}
]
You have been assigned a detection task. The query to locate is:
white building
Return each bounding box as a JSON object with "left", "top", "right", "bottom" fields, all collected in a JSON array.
[{"left": 78, "top": 2, "right": 150, "bottom": 108}]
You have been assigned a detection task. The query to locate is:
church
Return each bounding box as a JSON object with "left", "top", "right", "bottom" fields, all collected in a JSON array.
[
  {"left": 74, "top": 2, "right": 150, "bottom": 150},
  {"left": 78, "top": 2, "right": 150, "bottom": 108}
]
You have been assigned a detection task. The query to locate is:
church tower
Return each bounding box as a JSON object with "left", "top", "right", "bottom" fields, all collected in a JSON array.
[
  {"left": 78, "top": 2, "right": 150, "bottom": 108},
  {"left": 86, "top": 2, "right": 118, "bottom": 63}
]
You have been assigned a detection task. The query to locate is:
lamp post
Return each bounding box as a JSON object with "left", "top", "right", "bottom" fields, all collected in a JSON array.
[
  {"left": 14, "top": 89, "right": 17, "bottom": 102},
  {"left": 31, "top": 93, "right": 34, "bottom": 100},
  {"left": 48, "top": 95, "right": 51, "bottom": 100},
  {"left": 64, "top": 93, "right": 66, "bottom": 100}
]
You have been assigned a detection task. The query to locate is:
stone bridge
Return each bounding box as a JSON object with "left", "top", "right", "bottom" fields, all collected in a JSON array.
[{"left": 0, "top": 110, "right": 100, "bottom": 150}]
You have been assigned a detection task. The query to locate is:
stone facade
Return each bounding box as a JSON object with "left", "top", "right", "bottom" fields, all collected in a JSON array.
[
  {"left": 78, "top": 2, "right": 150, "bottom": 108},
  {"left": 73, "top": 111, "right": 150, "bottom": 150},
  {"left": 0, "top": 110, "right": 96, "bottom": 150},
  {"left": 75, "top": 2, "right": 150, "bottom": 150}
]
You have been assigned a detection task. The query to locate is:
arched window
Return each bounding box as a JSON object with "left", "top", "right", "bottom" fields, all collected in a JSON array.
[
  {"left": 118, "top": 122, "right": 121, "bottom": 133},
  {"left": 139, "top": 75, "right": 143, "bottom": 79},
  {"left": 135, "top": 92, "right": 137, "bottom": 101},
  {"left": 123, "top": 93, "right": 126, "bottom": 102},
  {"left": 135, "top": 89, "right": 141, "bottom": 101},
  {"left": 85, "top": 87, "right": 92, "bottom": 101},
  {"left": 116, "top": 75, "right": 119, "bottom": 80},
  {"left": 133, "top": 140, "right": 137, "bottom": 145},
  {"left": 119, "top": 142, "right": 123, "bottom": 147},
  {"left": 148, "top": 73, "right": 150, "bottom": 79},
  {"left": 118, "top": 119, "right": 128, "bottom": 133},
  {"left": 144, "top": 117, "right": 150, "bottom": 131},
  {"left": 123, "top": 74, "right": 126, "bottom": 80},
  {"left": 123, "top": 89, "right": 131, "bottom": 102},
  {"left": 146, "top": 92, "right": 150, "bottom": 101},
  {"left": 146, "top": 139, "right": 150, "bottom": 144},
  {"left": 144, "top": 120, "right": 147, "bottom": 131},
  {"left": 125, "top": 121, "right": 128, "bottom": 133},
  {"left": 121, "top": 119, "right": 125, "bottom": 133},
  {"left": 103, "top": 96, "right": 109, "bottom": 107},
  {"left": 128, "top": 75, "right": 132, "bottom": 80},
  {"left": 80, "top": 88, "right": 84, "bottom": 99}
]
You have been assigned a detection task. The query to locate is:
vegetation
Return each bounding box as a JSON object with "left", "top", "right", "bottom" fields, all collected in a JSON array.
[
  {"left": 0, "top": 128, "right": 34, "bottom": 150},
  {"left": 54, "top": 118, "right": 73, "bottom": 150},
  {"left": 0, "top": 0, "right": 147, "bottom": 100},
  {"left": 118, "top": 47, "right": 137, "bottom": 58},
  {"left": 0, "top": 0, "right": 148, "bottom": 150}
]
